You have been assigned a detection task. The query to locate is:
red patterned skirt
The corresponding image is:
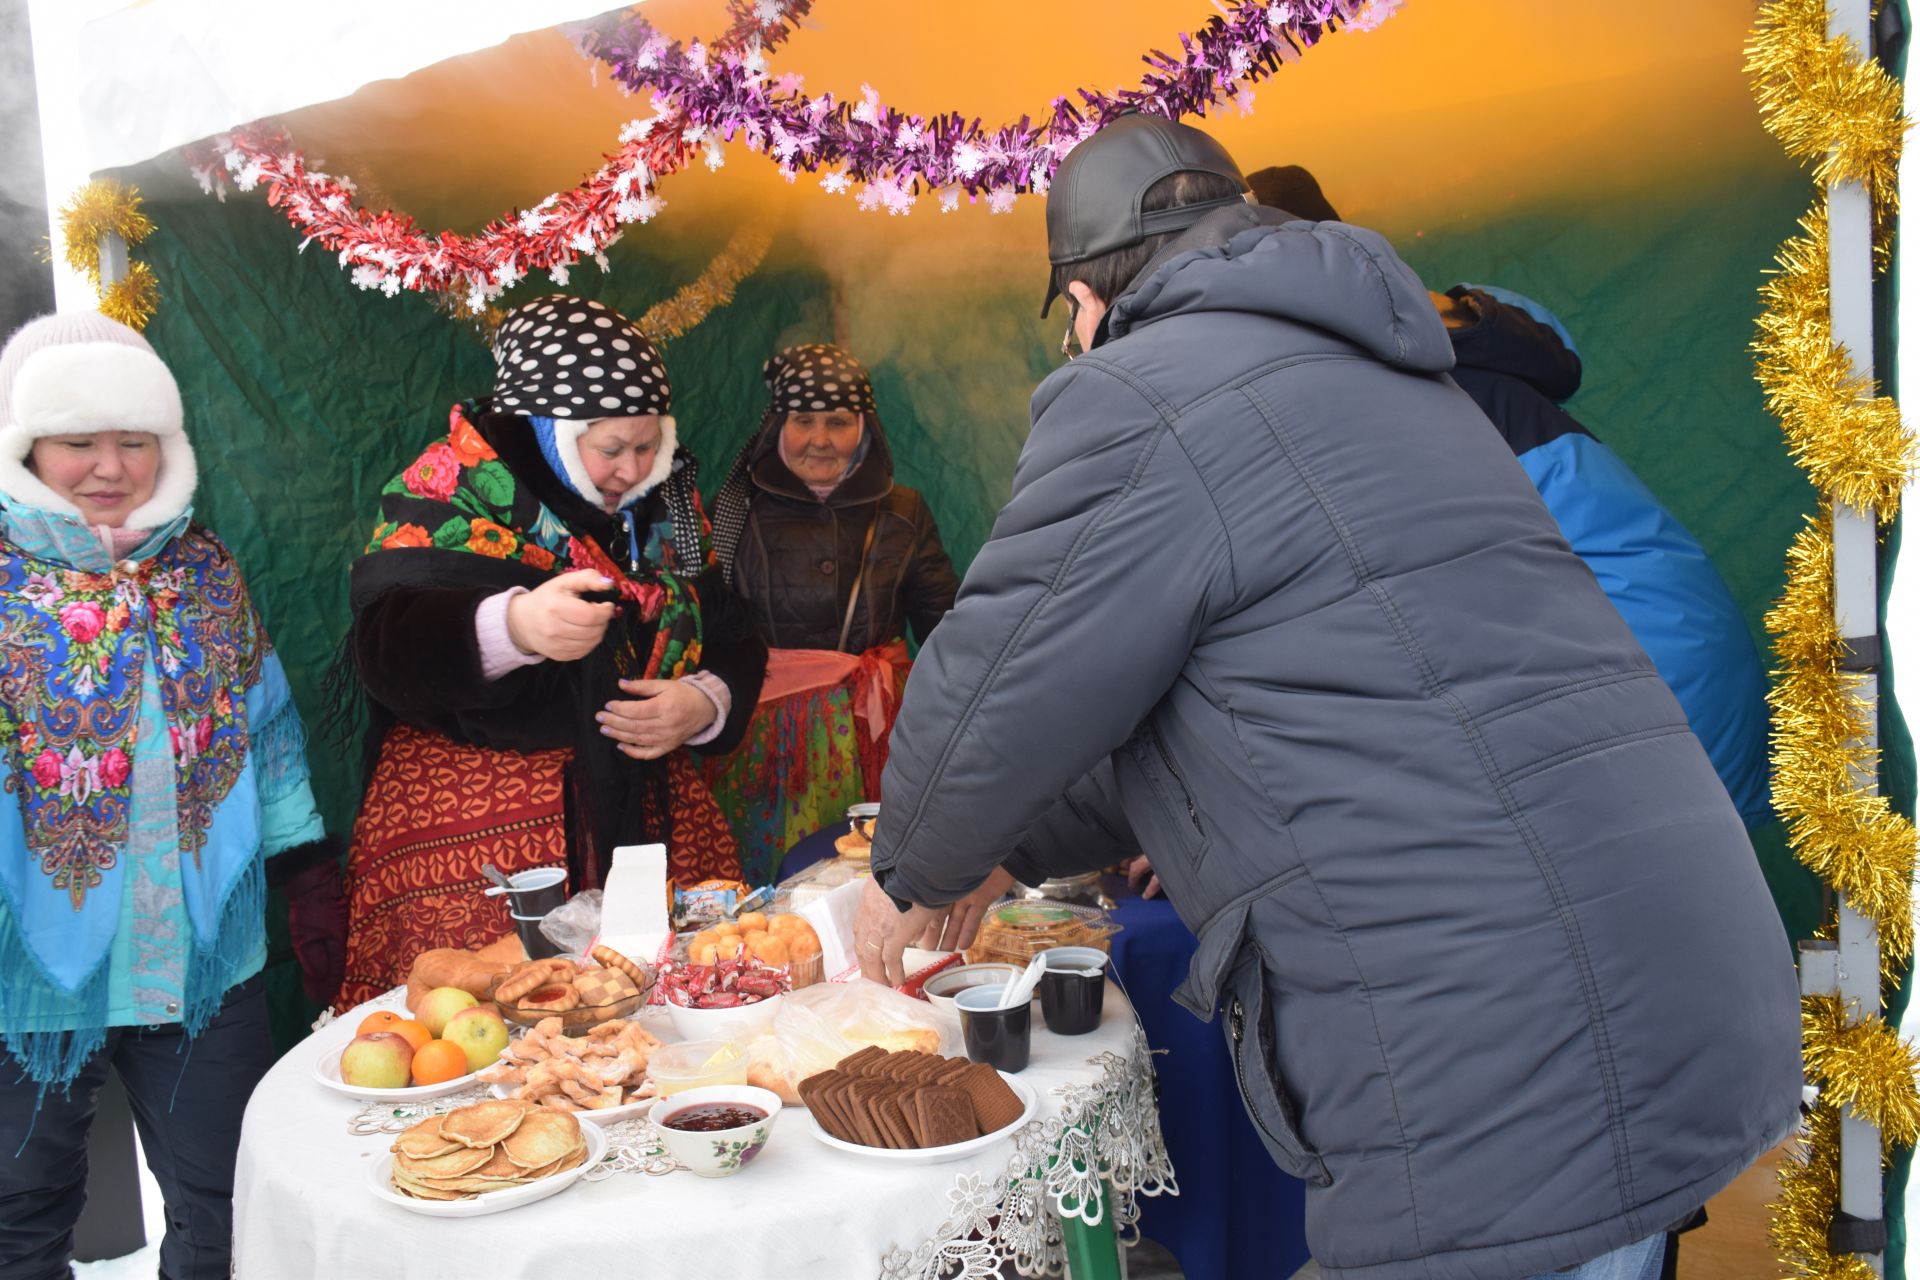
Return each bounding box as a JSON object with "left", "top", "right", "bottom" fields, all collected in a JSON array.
[{"left": 338, "top": 724, "right": 740, "bottom": 1009}]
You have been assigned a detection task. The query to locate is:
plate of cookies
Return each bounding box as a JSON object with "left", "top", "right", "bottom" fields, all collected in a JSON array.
[
  {"left": 493, "top": 945, "right": 655, "bottom": 1031},
  {"left": 480, "top": 1016, "right": 663, "bottom": 1125},
  {"left": 798, "top": 1047, "right": 1037, "bottom": 1165}
]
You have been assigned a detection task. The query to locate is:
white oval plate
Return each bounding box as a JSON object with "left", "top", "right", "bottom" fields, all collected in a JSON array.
[
  {"left": 804, "top": 1072, "right": 1037, "bottom": 1165},
  {"left": 311, "top": 1047, "right": 481, "bottom": 1102},
  {"left": 487, "top": 1081, "right": 656, "bottom": 1126},
  {"left": 367, "top": 1120, "right": 607, "bottom": 1217}
]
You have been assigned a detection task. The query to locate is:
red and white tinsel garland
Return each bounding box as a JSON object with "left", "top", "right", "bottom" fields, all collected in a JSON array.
[{"left": 187, "top": 0, "right": 1402, "bottom": 303}]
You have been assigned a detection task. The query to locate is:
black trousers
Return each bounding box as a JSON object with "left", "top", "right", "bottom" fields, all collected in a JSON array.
[{"left": 0, "top": 976, "right": 275, "bottom": 1280}]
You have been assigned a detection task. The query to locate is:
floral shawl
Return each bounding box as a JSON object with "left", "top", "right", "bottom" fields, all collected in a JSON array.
[
  {"left": 364, "top": 405, "right": 707, "bottom": 680},
  {"left": 0, "top": 504, "right": 286, "bottom": 1085}
]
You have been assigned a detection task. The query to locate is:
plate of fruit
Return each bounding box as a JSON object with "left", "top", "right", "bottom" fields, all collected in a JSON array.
[{"left": 312, "top": 988, "right": 510, "bottom": 1101}]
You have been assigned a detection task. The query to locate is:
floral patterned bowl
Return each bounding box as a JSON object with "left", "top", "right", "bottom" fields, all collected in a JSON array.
[{"left": 648, "top": 1085, "right": 782, "bottom": 1178}]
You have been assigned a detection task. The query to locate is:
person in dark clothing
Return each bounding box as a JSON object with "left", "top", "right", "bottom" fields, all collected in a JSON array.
[
  {"left": 699, "top": 344, "right": 960, "bottom": 882},
  {"left": 854, "top": 116, "right": 1800, "bottom": 1279},
  {"left": 1245, "top": 165, "right": 1773, "bottom": 828},
  {"left": 337, "top": 295, "right": 765, "bottom": 1007},
  {"left": 713, "top": 343, "right": 958, "bottom": 654}
]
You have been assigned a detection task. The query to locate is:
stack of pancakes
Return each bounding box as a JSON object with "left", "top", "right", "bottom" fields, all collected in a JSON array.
[{"left": 389, "top": 1098, "right": 587, "bottom": 1200}]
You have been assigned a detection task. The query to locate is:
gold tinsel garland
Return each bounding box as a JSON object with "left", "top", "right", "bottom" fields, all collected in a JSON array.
[
  {"left": 1773, "top": 1101, "right": 1883, "bottom": 1280},
  {"left": 1755, "top": 207, "right": 1915, "bottom": 518},
  {"left": 1765, "top": 517, "right": 1917, "bottom": 970},
  {"left": 471, "top": 223, "right": 772, "bottom": 345},
  {"left": 1748, "top": 0, "right": 1904, "bottom": 254},
  {"left": 51, "top": 180, "right": 160, "bottom": 330},
  {"left": 1747, "top": 0, "right": 1920, "bottom": 1269},
  {"left": 637, "top": 223, "right": 772, "bottom": 343},
  {"left": 1804, "top": 994, "right": 1920, "bottom": 1150}
]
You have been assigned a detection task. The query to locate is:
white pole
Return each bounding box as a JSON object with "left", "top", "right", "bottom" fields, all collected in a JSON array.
[{"left": 1816, "top": 0, "right": 1886, "bottom": 1271}]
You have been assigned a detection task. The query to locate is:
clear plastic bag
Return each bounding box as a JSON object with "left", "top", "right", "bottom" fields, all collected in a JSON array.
[
  {"left": 537, "top": 889, "right": 603, "bottom": 956},
  {"left": 745, "top": 979, "right": 962, "bottom": 1104}
]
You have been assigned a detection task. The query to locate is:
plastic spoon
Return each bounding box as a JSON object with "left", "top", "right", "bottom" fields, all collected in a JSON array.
[{"left": 997, "top": 955, "right": 1048, "bottom": 1011}]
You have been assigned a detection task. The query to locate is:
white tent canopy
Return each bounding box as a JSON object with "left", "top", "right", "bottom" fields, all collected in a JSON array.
[{"left": 27, "top": 0, "right": 624, "bottom": 308}]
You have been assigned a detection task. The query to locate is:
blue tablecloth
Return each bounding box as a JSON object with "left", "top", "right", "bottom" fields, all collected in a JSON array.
[
  {"left": 777, "top": 834, "right": 1310, "bottom": 1279},
  {"left": 1106, "top": 887, "right": 1309, "bottom": 1280}
]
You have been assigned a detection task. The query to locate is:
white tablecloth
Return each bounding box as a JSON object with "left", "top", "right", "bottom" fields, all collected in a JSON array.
[{"left": 234, "top": 983, "right": 1173, "bottom": 1278}]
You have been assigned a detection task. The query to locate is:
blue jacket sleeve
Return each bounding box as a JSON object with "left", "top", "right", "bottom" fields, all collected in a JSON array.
[{"left": 1520, "top": 434, "right": 1773, "bottom": 825}]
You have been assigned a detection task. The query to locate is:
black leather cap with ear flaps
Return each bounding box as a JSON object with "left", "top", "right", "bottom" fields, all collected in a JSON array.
[{"left": 1041, "top": 113, "right": 1250, "bottom": 317}]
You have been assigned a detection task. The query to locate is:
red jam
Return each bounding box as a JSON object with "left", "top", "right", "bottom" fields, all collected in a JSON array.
[{"left": 664, "top": 1103, "right": 766, "bottom": 1132}]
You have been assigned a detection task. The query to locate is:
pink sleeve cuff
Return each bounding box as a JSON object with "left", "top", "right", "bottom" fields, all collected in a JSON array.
[
  {"left": 476, "top": 588, "right": 545, "bottom": 681},
  {"left": 681, "top": 670, "right": 732, "bottom": 746}
]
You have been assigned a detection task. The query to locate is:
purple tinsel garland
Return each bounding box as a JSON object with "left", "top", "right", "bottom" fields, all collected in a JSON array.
[{"left": 587, "top": 0, "right": 1394, "bottom": 214}]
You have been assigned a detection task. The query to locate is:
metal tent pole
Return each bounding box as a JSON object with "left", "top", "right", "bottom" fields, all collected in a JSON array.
[{"left": 1794, "top": 0, "right": 1888, "bottom": 1270}]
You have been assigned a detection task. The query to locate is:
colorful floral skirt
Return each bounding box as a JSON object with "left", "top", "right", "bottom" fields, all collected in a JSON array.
[
  {"left": 340, "top": 724, "right": 741, "bottom": 1008},
  {"left": 701, "top": 642, "right": 910, "bottom": 885}
]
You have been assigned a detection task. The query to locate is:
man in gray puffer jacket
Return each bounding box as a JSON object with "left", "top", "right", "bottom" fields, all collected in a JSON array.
[{"left": 853, "top": 115, "right": 1802, "bottom": 1279}]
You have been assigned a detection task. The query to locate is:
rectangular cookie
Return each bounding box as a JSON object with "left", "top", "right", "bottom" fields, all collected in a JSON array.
[
  {"left": 916, "top": 1086, "right": 979, "bottom": 1147},
  {"left": 874, "top": 1085, "right": 919, "bottom": 1150},
  {"left": 799, "top": 1072, "right": 856, "bottom": 1142},
  {"left": 839, "top": 1045, "right": 889, "bottom": 1076},
  {"left": 844, "top": 1078, "right": 892, "bottom": 1148},
  {"left": 960, "top": 1063, "right": 1025, "bottom": 1133}
]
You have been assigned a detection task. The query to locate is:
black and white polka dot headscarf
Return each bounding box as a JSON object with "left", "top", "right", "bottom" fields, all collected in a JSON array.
[
  {"left": 491, "top": 295, "right": 671, "bottom": 419},
  {"left": 762, "top": 344, "right": 876, "bottom": 417},
  {"left": 710, "top": 344, "right": 879, "bottom": 585}
]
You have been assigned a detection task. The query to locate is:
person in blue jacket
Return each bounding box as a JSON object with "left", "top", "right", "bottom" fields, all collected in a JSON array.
[{"left": 1246, "top": 166, "right": 1772, "bottom": 827}]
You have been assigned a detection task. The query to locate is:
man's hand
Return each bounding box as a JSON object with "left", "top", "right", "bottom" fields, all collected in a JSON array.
[
  {"left": 917, "top": 865, "right": 1016, "bottom": 952},
  {"left": 598, "top": 678, "right": 718, "bottom": 759},
  {"left": 1125, "top": 855, "right": 1162, "bottom": 900},
  {"left": 854, "top": 876, "right": 946, "bottom": 986},
  {"left": 506, "top": 569, "right": 616, "bottom": 662}
]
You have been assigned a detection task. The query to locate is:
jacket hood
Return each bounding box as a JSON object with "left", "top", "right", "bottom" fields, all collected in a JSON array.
[
  {"left": 1104, "top": 206, "right": 1454, "bottom": 373},
  {"left": 747, "top": 401, "right": 896, "bottom": 508},
  {"left": 1444, "top": 286, "right": 1583, "bottom": 403}
]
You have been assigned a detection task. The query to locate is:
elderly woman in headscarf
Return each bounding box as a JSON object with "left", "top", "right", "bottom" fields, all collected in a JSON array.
[
  {"left": 337, "top": 296, "right": 765, "bottom": 1009},
  {"left": 704, "top": 344, "right": 957, "bottom": 880},
  {"left": 0, "top": 312, "right": 340, "bottom": 1279}
]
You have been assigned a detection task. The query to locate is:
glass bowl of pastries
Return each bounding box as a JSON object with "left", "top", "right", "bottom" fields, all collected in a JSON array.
[{"left": 491, "top": 947, "right": 654, "bottom": 1032}]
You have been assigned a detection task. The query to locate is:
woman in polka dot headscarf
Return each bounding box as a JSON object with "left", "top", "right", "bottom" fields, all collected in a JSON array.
[
  {"left": 702, "top": 344, "right": 958, "bottom": 881},
  {"left": 334, "top": 296, "right": 767, "bottom": 1006}
]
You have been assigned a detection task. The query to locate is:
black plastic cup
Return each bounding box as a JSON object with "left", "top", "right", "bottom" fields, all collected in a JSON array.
[
  {"left": 510, "top": 911, "right": 564, "bottom": 961},
  {"left": 956, "top": 985, "right": 1032, "bottom": 1073},
  {"left": 503, "top": 866, "right": 568, "bottom": 918},
  {"left": 1037, "top": 947, "right": 1110, "bottom": 1036}
]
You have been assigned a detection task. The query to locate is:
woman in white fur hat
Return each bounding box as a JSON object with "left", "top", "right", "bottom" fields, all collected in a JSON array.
[{"left": 0, "top": 311, "right": 342, "bottom": 1280}]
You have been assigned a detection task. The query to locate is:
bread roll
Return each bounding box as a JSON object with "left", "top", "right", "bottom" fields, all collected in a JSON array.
[{"left": 748, "top": 935, "right": 790, "bottom": 967}]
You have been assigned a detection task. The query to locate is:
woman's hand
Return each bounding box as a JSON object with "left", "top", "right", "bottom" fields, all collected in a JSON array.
[
  {"left": 505, "top": 570, "right": 616, "bottom": 662},
  {"left": 598, "top": 677, "right": 718, "bottom": 759}
]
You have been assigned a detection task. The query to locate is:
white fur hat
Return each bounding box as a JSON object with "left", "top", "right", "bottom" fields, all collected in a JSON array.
[{"left": 0, "top": 312, "right": 197, "bottom": 527}]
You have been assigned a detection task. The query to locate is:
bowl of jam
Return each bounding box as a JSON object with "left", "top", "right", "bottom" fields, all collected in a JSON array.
[{"left": 649, "top": 1085, "right": 782, "bottom": 1177}]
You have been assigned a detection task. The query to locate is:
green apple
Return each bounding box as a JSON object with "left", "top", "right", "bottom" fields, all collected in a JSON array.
[
  {"left": 443, "top": 1006, "right": 511, "bottom": 1071},
  {"left": 339, "top": 1032, "right": 414, "bottom": 1089},
  {"left": 415, "top": 986, "right": 479, "bottom": 1037}
]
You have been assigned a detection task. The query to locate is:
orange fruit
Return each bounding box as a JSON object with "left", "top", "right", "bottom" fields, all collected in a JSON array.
[
  {"left": 713, "top": 921, "right": 741, "bottom": 937},
  {"left": 386, "top": 1019, "right": 432, "bottom": 1054},
  {"left": 357, "top": 1010, "right": 407, "bottom": 1038},
  {"left": 411, "top": 1039, "right": 470, "bottom": 1085}
]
